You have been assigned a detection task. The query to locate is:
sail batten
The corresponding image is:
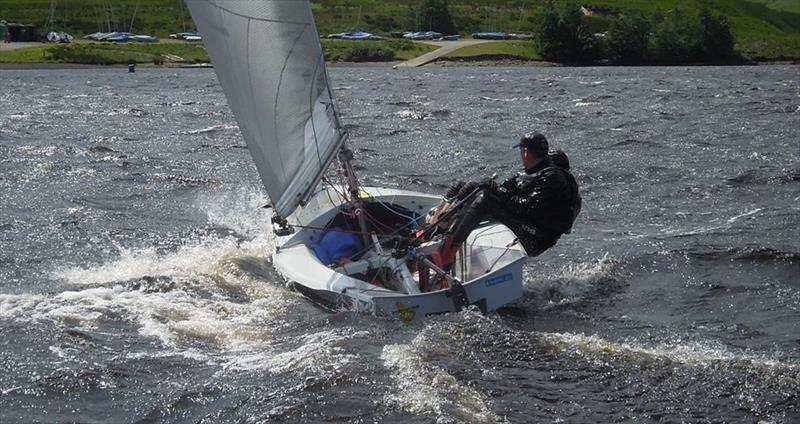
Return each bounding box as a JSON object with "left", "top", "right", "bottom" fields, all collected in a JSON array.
[{"left": 186, "top": 0, "right": 343, "bottom": 218}]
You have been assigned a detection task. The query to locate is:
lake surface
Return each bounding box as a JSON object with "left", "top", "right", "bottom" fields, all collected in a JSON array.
[{"left": 1, "top": 65, "right": 798, "bottom": 423}]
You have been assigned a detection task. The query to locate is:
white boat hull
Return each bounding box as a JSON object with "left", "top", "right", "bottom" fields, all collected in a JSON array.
[{"left": 273, "top": 186, "right": 526, "bottom": 321}]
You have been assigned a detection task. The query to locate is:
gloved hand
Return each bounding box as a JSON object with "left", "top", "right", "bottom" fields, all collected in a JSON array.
[
  {"left": 515, "top": 174, "right": 536, "bottom": 191},
  {"left": 445, "top": 181, "right": 465, "bottom": 200},
  {"left": 456, "top": 181, "right": 480, "bottom": 200},
  {"left": 479, "top": 176, "right": 496, "bottom": 189}
]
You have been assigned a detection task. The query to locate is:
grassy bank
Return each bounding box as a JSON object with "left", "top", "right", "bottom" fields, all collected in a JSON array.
[
  {"left": 0, "top": 41, "right": 208, "bottom": 65},
  {"left": 322, "top": 0, "right": 800, "bottom": 61},
  {"left": 322, "top": 39, "right": 436, "bottom": 62},
  {"left": 578, "top": 0, "right": 800, "bottom": 61},
  {"left": 0, "top": 39, "right": 437, "bottom": 65},
  {"left": 444, "top": 41, "right": 541, "bottom": 61},
  {"left": 0, "top": 0, "right": 192, "bottom": 38},
  {"left": 1, "top": 0, "right": 798, "bottom": 62}
]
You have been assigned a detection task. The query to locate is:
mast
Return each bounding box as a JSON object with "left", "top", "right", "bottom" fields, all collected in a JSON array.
[
  {"left": 338, "top": 146, "right": 369, "bottom": 246},
  {"left": 129, "top": 1, "right": 139, "bottom": 33},
  {"left": 47, "top": 0, "right": 56, "bottom": 33},
  {"left": 309, "top": 4, "right": 369, "bottom": 244}
]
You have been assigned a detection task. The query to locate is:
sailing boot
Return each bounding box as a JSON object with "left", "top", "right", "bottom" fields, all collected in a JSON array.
[
  {"left": 430, "top": 193, "right": 487, "bottom": 272},
  {"left": 430, "top": 236, "right": 459, "bottom": 273}
]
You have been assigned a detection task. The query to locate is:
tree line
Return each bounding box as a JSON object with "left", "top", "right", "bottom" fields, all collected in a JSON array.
[
  {"left": 535, "top": 3, "right": 736, "bottom": 64},
  {"left": 417, "top": 1, "right": 738, "bottom": 64},
  {"left": 405, "top": 0, "right": 458, "bottom": 35}
]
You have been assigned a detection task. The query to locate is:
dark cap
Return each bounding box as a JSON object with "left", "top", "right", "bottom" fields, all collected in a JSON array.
[{"left": 513, "top": 132, "right": 549, "bottom": 153}]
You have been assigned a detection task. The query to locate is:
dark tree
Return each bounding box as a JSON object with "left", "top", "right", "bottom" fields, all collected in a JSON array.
[
  {"left": 534, "top": 2, "right": 601, "bottom": 63},
  {"left": 607, "top": 13, "right": 650, "bottom": 64},
  {"left": 650, "top": 9, "right": 704, "bottom": 64},
  {"left": 699, "top": 8, "right": 735, "bottom": 58},
  {"left": 420, "top": 0, "right": 457, "bottom": 35}
]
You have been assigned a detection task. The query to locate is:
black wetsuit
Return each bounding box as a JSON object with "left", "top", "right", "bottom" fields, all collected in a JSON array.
[{"left": 448, "top": 156, "right": 581, "bottom": 256}]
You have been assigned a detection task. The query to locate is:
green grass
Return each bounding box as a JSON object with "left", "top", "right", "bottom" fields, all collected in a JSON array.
[
  {"left": 0, "top": 39, "right": 436, "bottom": 64},
  {"left": 322, "top": 39, "right": 436, "bottom": 62},
  {"left": 735, "top": 33, "right": 800, "bottom": 60},
  {"left": 0, "top": 0, "right": 798, "bottom": 61},
  {"left": 311, "top": 1, "right": 542, "bottom": 35},
  {"left": 0, "top": 45, "right": 50, "bottom": 63},
  {"left": 388, "top": 40, "right": 439, "bottom": 60},
  {"left": 0, "top": 0, "right": 193, "bottom": 38},
  {"left": 747, "top": 0, "right": 800, "bottom": 14},
  {"left": 0, "top": 41, "right": 208, "bottom": 64},
  {"left": 579, "top": 0, "right": 800, "bottom": 60},
  {"left": 445, "top": 41, "right": 541, "bottom": 61}
]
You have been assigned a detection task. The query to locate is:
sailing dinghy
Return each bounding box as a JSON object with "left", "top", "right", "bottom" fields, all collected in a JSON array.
[{"left": 186, "top": 0, "right": 526, "bottom": 321}]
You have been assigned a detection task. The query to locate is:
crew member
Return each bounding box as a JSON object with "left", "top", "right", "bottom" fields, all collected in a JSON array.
[{"left": 431, "top": 132, "right": 581, "bottom": 271}]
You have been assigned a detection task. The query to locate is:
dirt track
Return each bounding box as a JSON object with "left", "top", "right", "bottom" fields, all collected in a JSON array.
[
  {"left": 394, "top": 39, "right": 492, "bottom": 68},
  {"left": 0, "top": 42, "right": 41, "bottom": 52}
]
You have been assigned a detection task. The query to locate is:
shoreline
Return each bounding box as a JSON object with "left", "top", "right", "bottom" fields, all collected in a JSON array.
[{"left": 1, "top": 59, "right": 798, "bottom": 70}]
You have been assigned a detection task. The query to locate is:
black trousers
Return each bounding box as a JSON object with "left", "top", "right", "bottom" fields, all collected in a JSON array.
[{"left": 448, "top": 190, "right": 558, "bottom": 257}]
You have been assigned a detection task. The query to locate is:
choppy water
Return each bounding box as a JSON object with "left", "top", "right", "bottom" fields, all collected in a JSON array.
[{"left": 1, "top": 65, "right": 798, "bottom": 423}]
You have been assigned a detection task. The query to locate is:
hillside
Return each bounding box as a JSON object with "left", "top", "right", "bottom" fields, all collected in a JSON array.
[
  {"left": 746, "top": 0, "right": 800, "bottom": 14},
  {"left": 0, "top": 0, "right": 798, "bottom": 61}
]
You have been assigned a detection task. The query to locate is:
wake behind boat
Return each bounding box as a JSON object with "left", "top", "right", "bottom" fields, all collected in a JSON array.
[{"left": 185, "top": 0, "right": 526, "bottom": 321}]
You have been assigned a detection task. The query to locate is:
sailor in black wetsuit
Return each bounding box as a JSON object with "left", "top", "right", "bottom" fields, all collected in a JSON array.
[{"left": 432, "top": 132, "right": 582, "bottom": 270}]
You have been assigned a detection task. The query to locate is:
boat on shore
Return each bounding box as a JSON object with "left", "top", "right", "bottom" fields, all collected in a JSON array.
[
  {"left": 82, "top": 32, "right": 159, "bottom": 43},
  {"left": 178, "top": 63, "right": 212, "bottom": 69},
  {"left": 326, "top": 31, "right": 386, "bottom": 41},
  {"left": 46, "top": 31, "right": 73, "bottom": 43}
]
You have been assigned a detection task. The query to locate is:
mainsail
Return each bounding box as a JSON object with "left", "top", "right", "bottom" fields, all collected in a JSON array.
[{"left": 185, "top": 0, "right": 344, "bottom": 218}]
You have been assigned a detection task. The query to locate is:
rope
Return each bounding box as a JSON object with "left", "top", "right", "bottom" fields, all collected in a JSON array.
[
  {"left": 287, "top": 186, "right": 461, "bottom": 285},
  {"left": 323, "top": 177, "right": 349, "bottom": 203},
  {"left": 321, "top": 178, "right": 341, "bottom": 211},
  {"left": 360, "top": 208, "right": 399, "bottom": 233},
  {"left": 414, "top": 186, "right": 482, "bottom": 240},
  {"left": 291, "top": 224, "right": 371, "bottom": 236},
  {"left": 485, "top": 238, "right": 520, "bottom": 274}
]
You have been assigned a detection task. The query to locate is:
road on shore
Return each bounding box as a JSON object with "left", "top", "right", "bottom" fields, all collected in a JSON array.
[
  {"left": 0, "top": 38, "right": 201, "bottom": 53},
  {"left": 0, "top": 42, "right": 41, "bottom": 52},
  {"left": 0, "top": 39, "right": 499, "bottom": 69},
  {"left": 395, "top": 39, "right": 492, "bottom": 68}
]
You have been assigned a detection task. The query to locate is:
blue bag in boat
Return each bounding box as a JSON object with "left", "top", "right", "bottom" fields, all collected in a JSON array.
[{"left": 311, "top": 230, "right": 363, "bottom": 266}]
